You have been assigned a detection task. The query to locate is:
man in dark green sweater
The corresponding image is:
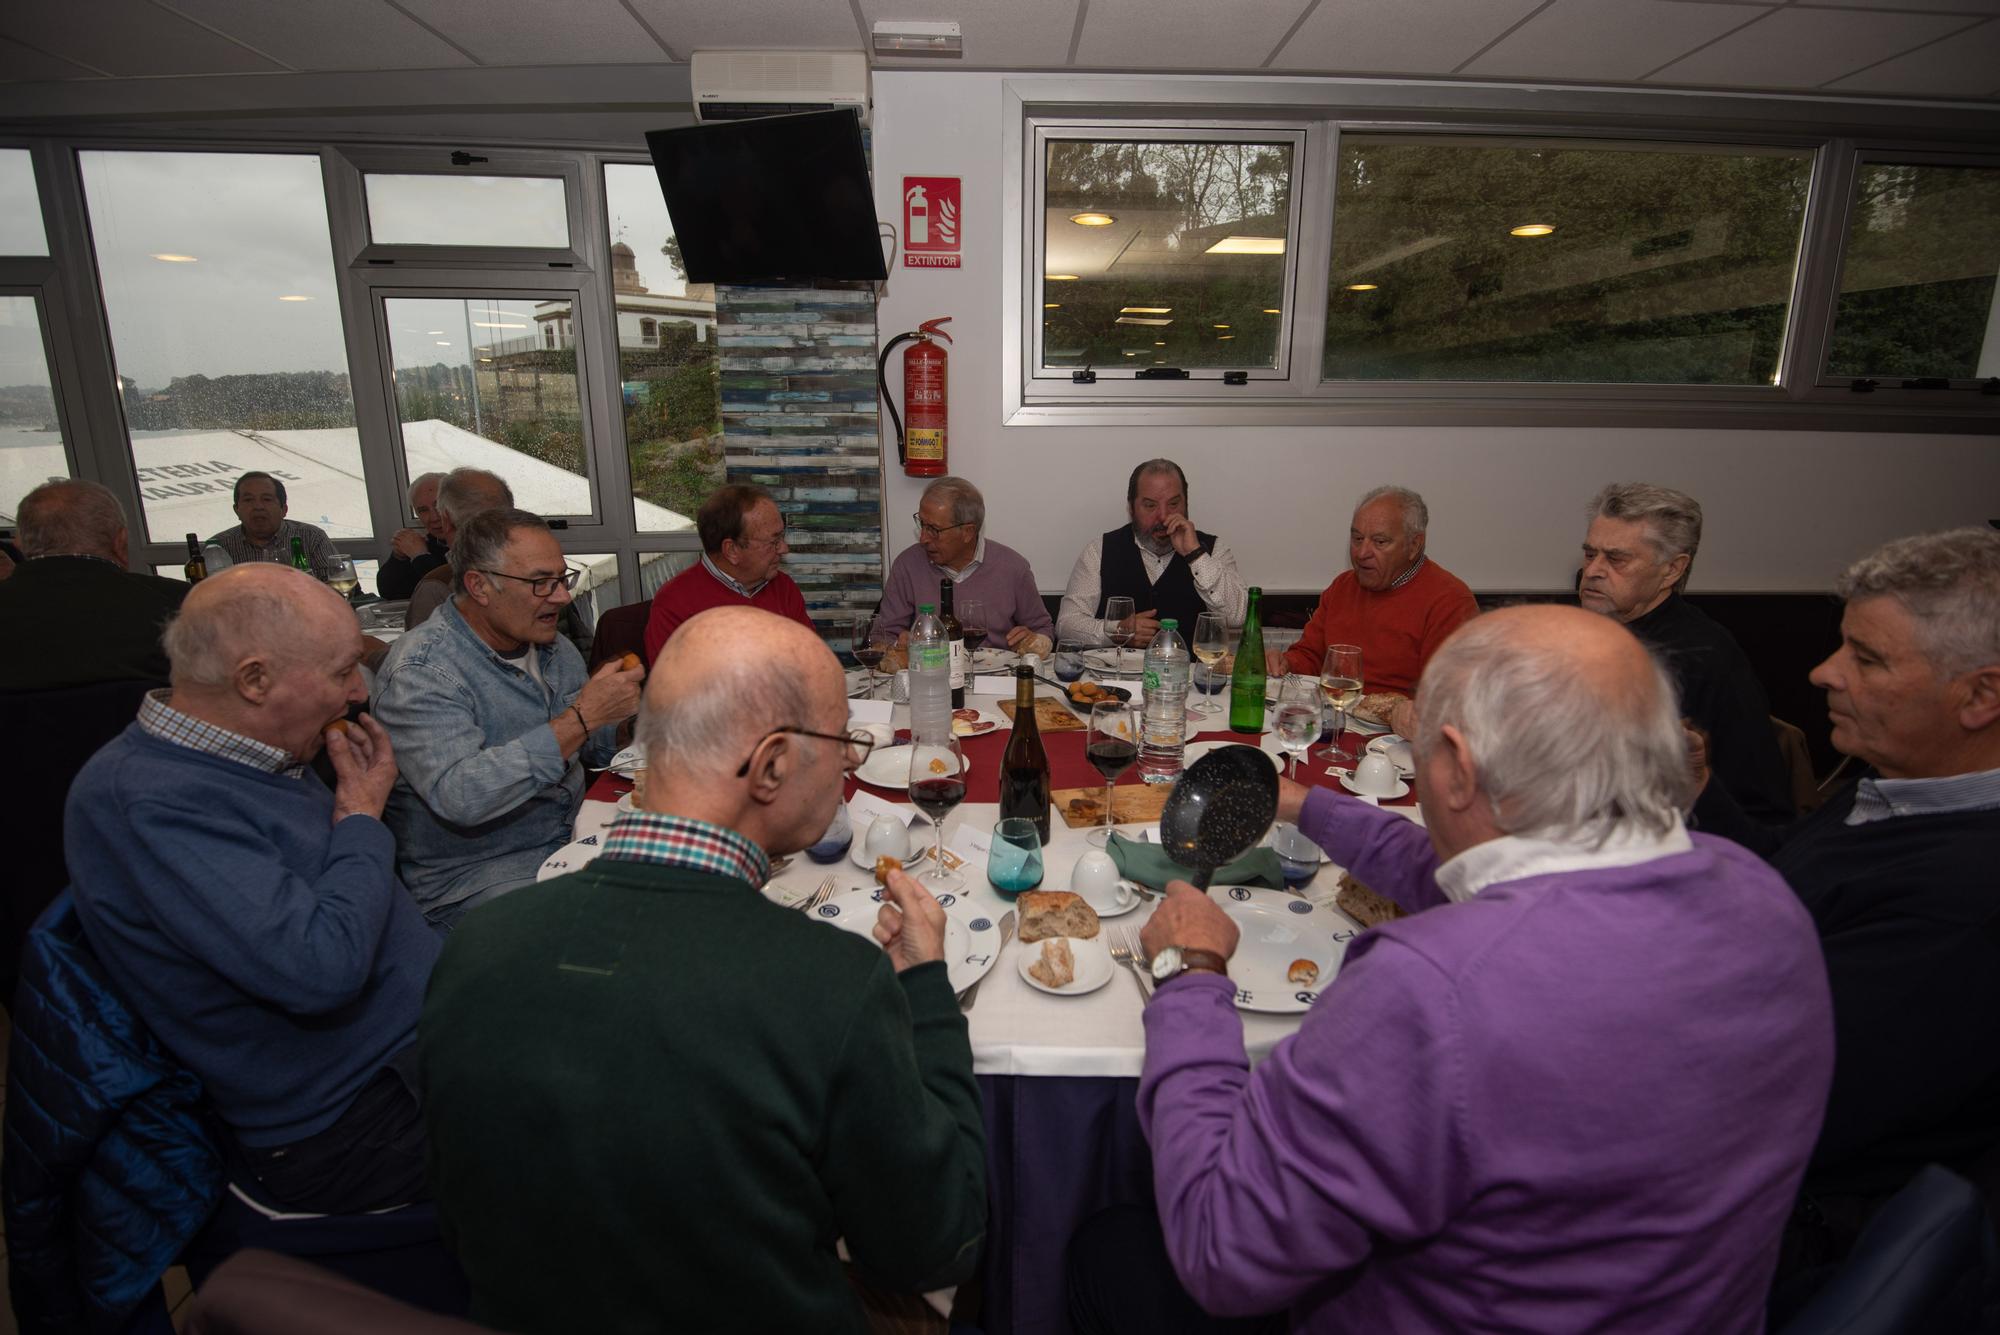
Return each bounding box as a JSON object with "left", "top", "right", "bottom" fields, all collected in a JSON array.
[{"left": 420, "top": 604, "right": 986, "bottom": 1333}]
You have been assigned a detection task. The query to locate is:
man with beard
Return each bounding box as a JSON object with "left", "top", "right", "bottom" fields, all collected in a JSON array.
[{"left": 1057, "top": 459, "right": 1246, "bottom": 649}]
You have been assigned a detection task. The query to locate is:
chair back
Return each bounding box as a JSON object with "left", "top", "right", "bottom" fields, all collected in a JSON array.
[
  {"left": 1772, "top": 715, "right": 1823, "bottom": 815},
  {"left": 587, "top": 600, "right": 651, "bottom": 672}
]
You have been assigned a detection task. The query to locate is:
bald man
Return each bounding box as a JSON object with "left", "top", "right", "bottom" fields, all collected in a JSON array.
[
  {"left": 64, "top": 564, "right": 441, "bottom": 1214},
  {"left": 422, "top": 606, "right": 987, "bottom": 1333},
  {"left": 1073, "top": 606, "right": 1832, "bottom": 1335}
]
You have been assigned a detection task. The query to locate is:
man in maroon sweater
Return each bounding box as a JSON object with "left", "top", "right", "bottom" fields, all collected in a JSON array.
[{"left": 643, "top": 484, "right": 814, "bottom": 663}]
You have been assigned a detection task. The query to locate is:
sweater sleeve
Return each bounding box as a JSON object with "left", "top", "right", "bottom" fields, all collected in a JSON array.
[
  {"left": 818, "top": 958, "right": 986, "bottom": 1292},
  {"left": 1298, "top": 786, "right": 1451, "bottom": 913}
]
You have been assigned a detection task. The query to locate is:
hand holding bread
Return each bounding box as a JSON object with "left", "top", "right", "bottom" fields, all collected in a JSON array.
[
  {"left": 326, "top": 712, "right": 398, "bottom": 825},
  {"left": 872, "top": 865, "right": 948, "bottom": 973}
]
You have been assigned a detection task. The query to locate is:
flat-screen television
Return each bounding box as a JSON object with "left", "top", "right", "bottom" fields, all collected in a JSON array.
[{"left": 646, "top": 109, "right": 887, "bottom": 285}]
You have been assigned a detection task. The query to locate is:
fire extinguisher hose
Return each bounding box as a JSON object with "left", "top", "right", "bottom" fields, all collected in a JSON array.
[{"left": 877, "top": 332, "right": 924, "bottom": 468}]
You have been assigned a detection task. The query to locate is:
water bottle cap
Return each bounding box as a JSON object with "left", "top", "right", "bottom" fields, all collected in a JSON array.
[
  {"left": 918, "top": 603, "right": 935, "bottom": 613},
  {"left": 1160, "top": 619, "right": 1178, "bottom": 629}
]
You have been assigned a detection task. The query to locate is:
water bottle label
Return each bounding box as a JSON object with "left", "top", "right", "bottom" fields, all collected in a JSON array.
[
  {"left": 1144, "top": 668, "right": 1161, "bottom": 691},
  {"left": 916, "top": 644, "right": 947, "bottom": 671}
]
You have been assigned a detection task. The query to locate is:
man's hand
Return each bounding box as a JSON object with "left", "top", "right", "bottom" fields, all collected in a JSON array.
[
  {"left": 1265, "top": 647, "right": 1293, "bottom": 678},
  {"left": 574, "top": 656, "right": 645, "bottom": 731},
  {"left": 1162, "top": 513, "right": 1202, "bottom": 558},
  {"left": 1276, "top": 774, "right": 1310, "bottom": 825},
  {"left": 873, "top": 867, "right": 948, "bottom": 972},
  {"left": 1683, "top": 720, "right": 1712, "bottom": 799},
  {"left": 1128, "top": 610, "right": 1162, "bottom": 648},
  {"left": 327, "top": 713, "right": 398, "bottom": 824},
  {"left": 1139, "top": 882, "right": 1240, "bottom": 964},
  {"left": 389, "top": 527, "right": 430, "bottom": 560},
  {"left": 1005, "top": 626, "right": 1053, "bottom": 658}
]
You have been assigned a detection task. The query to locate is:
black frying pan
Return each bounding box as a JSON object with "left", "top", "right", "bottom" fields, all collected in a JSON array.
[{"left": 1158, "top": 745, "right": 1280, "bottom": 890}]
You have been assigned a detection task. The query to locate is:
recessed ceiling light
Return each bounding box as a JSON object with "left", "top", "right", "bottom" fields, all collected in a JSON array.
[
  {"left": 151, "top": 253, "right": 197, "bottom": 263},
  {"left": 1510, "top": 223, "right": 1555, "bottom": 237},
  {"left": 1045, "top": 274, "right": 1080, "bottom": 282},
  {"left": 1120, "top": 306, "right": 1172, "bottom": 314},
  {"left": 427, "top": 330, "right": 446, "bottom": 335},
  {"left": 277, "top": 294, "right": 311, "bottom": 302},
  {"left": 1216, "top": 334, "right": 1234, "bottom": 340},
  {"left": 1045, "top": 303, "right": 1061, "bottom": 309},
  {"left": 1123, "top": 351, "right": 1137, "bottom": 357},
  {"left": 1203, "top": 236, "right": 1285, "bottom": 255},
  {"left": 1069, "top": 212, "right": 1116, "bottom": 227},
  {"left": 1345, "top": 283, "right": 1378, "bottom": 292},
  {"left": 435, "top": 340, "right": 452, "bottom": 346},
  {"left": 1114, "top": 316, "right": 1172, "bottom": 327},
  {"left": 1262, "top": 308, "right": 1281, "bottom": 314},
  {"left": 1213, "top": 323, "right": 1231, "bottom": 330},
  {"left": 1153, "top": 341, "right": 1166, "bottom": 346}
]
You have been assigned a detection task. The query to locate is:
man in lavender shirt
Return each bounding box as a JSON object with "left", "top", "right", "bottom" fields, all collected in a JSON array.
[
  {"left": 874, "top": 476, "right": 1054, "bottom": 656},
  {"left": 1072, "top": 605, "right": 1834, "bottom": 1334}
]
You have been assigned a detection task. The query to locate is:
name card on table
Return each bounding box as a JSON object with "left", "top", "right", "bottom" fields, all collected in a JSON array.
[{"left": 848, "top": 698, "right": 894, "bottom": 724}]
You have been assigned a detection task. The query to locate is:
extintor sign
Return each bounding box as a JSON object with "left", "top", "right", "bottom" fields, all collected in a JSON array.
[{"left": 903, "top": 176, "right": 962, "bottom": 269}]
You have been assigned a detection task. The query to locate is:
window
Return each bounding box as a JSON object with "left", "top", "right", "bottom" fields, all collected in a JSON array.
[
  {"left": 1825, "top": 161, "right": 2000, "bottom": 382},
  {"left": 0, "top": 150, "right": 48, "bottom": 256},
  {"left": 0, "top": 297, "right": 66, "bottom": 523},
  {"left": 363, "top": 174, "right": 570, "bottom": 249},
  {"left": 80, "top": 150, "right": 363, "bottom": 546}
]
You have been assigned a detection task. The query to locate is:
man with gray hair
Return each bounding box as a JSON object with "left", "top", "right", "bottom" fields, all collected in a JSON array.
[
  {"left": 1059, "top": 459, "right": 1247, "bottom": 650},
  {"left": 1580, "top": 481, "right": 1792, "bottom": 821},
  {"left": 876, "top": 474, "right": 1055, "bottom": 655},
  {"left": 1073, "top": 605, "right": 1832, "bottom": 1333},
  {"left": 1270, "top": 484, "right": 1478, "bottom": 696},
  {"left": 0, "top": 478, "right": 188, "bottom": 691},
  {"left": 419, "top": 606, "right": 987, "bottom": 1330},
  {"left": 1694, "top": 527, "right": 2000, "bottom": 1303},
  {"left": 403, "top": 467, "right": 514, "bottom": 630},
  {"left": 374, "top": 470, "right": 448, "bottom": 599},
  {"left": 374, "top": 507, "right": 642, "bottom": 928}
]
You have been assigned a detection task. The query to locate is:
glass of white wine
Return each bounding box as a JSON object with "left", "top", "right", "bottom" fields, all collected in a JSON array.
[
  {"left": 327, "top": 554, "right": 360, "bottom": 600},
  {"left": 1191, "top": 612, "right": 1228, "bottom": 715},
  {"left": 1318, "top": 643, "right": 1363, "bottom": 765}
]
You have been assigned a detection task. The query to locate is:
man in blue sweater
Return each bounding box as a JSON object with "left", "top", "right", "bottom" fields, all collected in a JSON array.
[{"left": 66, "top": 563, "right": 441, "bottom": 1214}]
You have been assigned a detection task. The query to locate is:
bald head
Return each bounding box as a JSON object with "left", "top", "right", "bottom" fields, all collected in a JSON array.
[
  {"left": 640, "top": 607, "right": 843, "bottom": 777},
  {"left": 17, "top": 479, "right": 128, "bottom": 562},
  {"left": 437, "top": 469, "right": 513, "bottom": 537},
  {"left": 166, "top": 564, "right": 353, "bottom": 688}
]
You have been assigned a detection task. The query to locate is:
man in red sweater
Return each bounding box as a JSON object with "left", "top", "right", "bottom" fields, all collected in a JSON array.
[
  {"left": 643, "top": 484, "right": 814, "bottom": 663},
  {"left": 1270, "top": 485, "right": 1479, "bottom": 696}
]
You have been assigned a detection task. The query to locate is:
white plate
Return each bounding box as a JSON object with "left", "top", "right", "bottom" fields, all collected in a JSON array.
[
  {"left": 1016, "top": 935, "right": 1115, "bottom": 996},
  {"left": 1365, "top": 734, "right": 1415, "bottom": 777},
  {"left": 1338, "top": 773, "right": 1410, "bottom": 800},
  {"left": 1187, "top": 738, "right": 1281, "bottom": 774},
  {"left": 1210, "top": 885, "right": 1357, "bottom": 1013},
  {"left": 854, "top": 744, "right": 971, "bottom": 790},
  {"left": 537, "top": 833, "right": 606, "bottom": 882},
  {"left": 951, "top": 704, "right": 1008, "bottom": 738},
  {"left": 806, "top": 889, "right": 1002, "bottom": 995},
  {"left": 1070, "top": 881, "right": 1144, "bottom": 919},
  {"left": 1346, "top": 713, "right": 1392, "bottom": 737},
  {"left": 616, "top": 791, "right": 638, "bottom": 812}
]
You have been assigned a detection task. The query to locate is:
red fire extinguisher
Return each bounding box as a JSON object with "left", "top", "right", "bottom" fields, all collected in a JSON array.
[{"left": 878, "top": 317, "right": 952, "bottom": 477}]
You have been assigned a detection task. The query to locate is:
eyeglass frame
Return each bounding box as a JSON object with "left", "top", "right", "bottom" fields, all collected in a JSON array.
[
  {"left": 912, "top": 514, "right": 976, "bottom": 542},
  {"left": 733, "top": 725, "right": 879, "bottom": 778},
  {"left": 476, "top": 566, "right": 583, "bottom": 598}
]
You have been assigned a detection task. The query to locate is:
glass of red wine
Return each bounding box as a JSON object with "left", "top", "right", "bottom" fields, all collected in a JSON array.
[
  {"left": 959, "top": 598, "right": 988, "bottom": 670},
  {"left": 1085, "top": 699, "right": 1139, "bottom": 848},
  {"left": 907, "top": 733, "right": 967, "bottom": 890},
  {"left": 851, "top": 612, "right": 890, "bottom": 699}
]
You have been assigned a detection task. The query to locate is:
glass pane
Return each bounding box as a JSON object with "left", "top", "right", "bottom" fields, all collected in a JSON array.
[
  {"left": 565, "top": 551, "right": 621, "bottom": 630},
  {"left": 0, "top": 150, "right": 48, "bottom": 255},
  {"left": 636, "top": 549, "right": 697, "bottom": 601},
  {"left": 384, "top": 296, "right": 592, "bottom": 517},
  {"left": 1041, "top": 138, "right": 1294, "bottom": 372},
  {"left": 1321, "top": 139, "right": 1812, "bottom": 384},
  {"left": 604, "top": 163, "right": 719, "bottom": 533},
  {"left": 1826, "top": 163, "right": 2000, "bottom": 381},
  {"left": 365, "top": 174, "right": 570, "bottom": 248},
  {"left": 0, "top": 296, "right": 68, "bottom": 526},
  {"left": 80, "top": 149, "right": 365, "bottom": 545}
]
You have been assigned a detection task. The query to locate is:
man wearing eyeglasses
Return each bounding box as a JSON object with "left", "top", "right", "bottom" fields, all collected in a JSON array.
[
  {"left": 374, "top": 508, "right": 644, "bottom": 929},
  {"left": 642, "top": 483, "right": 814, "bottom": 664},
  {"left": 874, "top": 476, "right": 1055, "bottom": 656},
  {"left": 420, "top": 605, "right": 986, "bottom": 1331}
]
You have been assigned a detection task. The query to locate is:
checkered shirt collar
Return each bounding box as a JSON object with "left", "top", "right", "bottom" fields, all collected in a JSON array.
[
  {"left": 597, "top": 808, "right": 772, "bottom": 888},
  {"left": 1387, "top": 554, "right": 1428, "bottom": 591},
  {"left": 1846, "top": 766, "right": 2000, "bottom": 825},
  {"left": 701, "top": 552, "right": 768, "bottom": 599},
  {"left": 136, "top": 688, "right": 308, "bottom": 778}
]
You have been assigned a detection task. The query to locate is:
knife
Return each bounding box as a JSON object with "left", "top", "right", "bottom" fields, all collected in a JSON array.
[{"left": 959, "top": 909, "right": 1016, "bottom": 1011}]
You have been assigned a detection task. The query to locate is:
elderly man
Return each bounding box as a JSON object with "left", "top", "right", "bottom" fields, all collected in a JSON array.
[
  {"left": 374, "top": 508, "right": 641, "bottom": 928},
  {"left": 63, "top": 564, "right": 439, "bottom": 1213},
  {"left": 1058, "top": 459, "right": 1246, "bottom": 650},
  {"left": 0, "top": 479, "right": 187, "bottom": 691},
  {"left": 642, "top": 482, "right": 814, "bottom": 662},
  {"left": 1072, "top": 605, "right": 1832, "bottom": 1333},
  {"left": 1270, "top": 485, "right": 1478, "bottom": 696},
  {"left": 421, "top": 606, "right": 986, "bottom": 1332},
  {"left": 375, "top": 471, "right": 447, "bottom": 599},
  {"left": 205, "top": 471, "right": 339, "bottom": 578},
  {"left": 1581, "top": 482, "right": 1793, "bottom": 821},
  {"left": 1692, "top": 528, "right": 2000, "bottom": 1296},
  {"left": 404, "top": 467, "right": 513, "bottom": 630},
  {"left": 876, "top": 475, "right": 1055, "bottom": 656}
]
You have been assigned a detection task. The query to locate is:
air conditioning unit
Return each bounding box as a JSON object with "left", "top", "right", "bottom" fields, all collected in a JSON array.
[{"left": 690, "top": 51, "right": 871, "bottom": 127}]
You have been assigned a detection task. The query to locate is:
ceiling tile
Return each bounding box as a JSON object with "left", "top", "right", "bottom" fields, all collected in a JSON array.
[
  {"left": 859, "top": 0, "right": 1078, "bottom": 68},
  {"left": 626, "top": 0, "right": 863, "bottom": 56},
  {"left": 1825, "top": 16, "right": 2000, "bottom": 94},
  {"left": 0, "top": 0, "right": 280, "bottom": 76},
  {"left": 0, "top": 34, "right": 104, "bottom": 81},
  {"left": 1649, "top": 5, "right": 1970, "bottom": 87},
  {"left": 394, "top": 0, "right": 670, "bottom": 65},
  {"left": 1464, "top": 0, "right": 1769, "bottom": 82},
  {"left": 156, "top": 0, "right": 476, "bottom": 70},
  {"left": 1274, "top": 0, "right": 1547, "bottom": 75},
  {"left": 1074, "top": 0, "right": 1313, "bottom": 69}
]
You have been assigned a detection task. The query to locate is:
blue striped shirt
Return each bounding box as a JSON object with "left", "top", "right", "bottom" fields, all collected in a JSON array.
[{"left": 1846, "top": 766, "right": 2000, "bottom": 825}]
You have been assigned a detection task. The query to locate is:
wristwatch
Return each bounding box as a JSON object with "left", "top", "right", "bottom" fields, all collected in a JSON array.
[{"left": 1151, "top": 945, "right": 1229, "bottom": 981}]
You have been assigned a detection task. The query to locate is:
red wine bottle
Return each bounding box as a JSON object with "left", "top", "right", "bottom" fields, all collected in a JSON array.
[{"left": 998, "top": 664, "right": 1050, "bottom": 842}]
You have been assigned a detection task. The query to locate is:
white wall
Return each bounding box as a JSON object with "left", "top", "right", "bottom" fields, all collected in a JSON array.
[{"left": 870, "top": 70, "right": 2000, "bottom": 596}]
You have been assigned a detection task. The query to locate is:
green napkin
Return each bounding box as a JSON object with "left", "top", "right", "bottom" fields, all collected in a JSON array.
[{"left": 1106, "top": 832, "right": 1285, "bottom": 891}]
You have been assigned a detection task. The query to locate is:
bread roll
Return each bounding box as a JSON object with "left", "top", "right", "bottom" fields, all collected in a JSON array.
[
  {"left": 1018, "top": 890, "right": 1101, "bottom": 942},
  {"left": 1351, "top": 693, "right": 1404, "bottom": 726},
  {"left": 1027, "top": 938, "right": 1075, "bottom": 988},
  {"left": 1335, "top": 873, "right": 1405, "bottom": 928}
]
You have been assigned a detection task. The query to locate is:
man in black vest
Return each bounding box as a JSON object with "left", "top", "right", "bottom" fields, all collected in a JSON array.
[{"left": 1056, "top": 458, "right": 1245, "bottom": 650}]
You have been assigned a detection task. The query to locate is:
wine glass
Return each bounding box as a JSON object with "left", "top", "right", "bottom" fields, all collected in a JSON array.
[
  {"left": 1274, "top": 675, "right": 1321, "bottom": 780},
  {"left": 907, "top": 732, "right": 966, "bottom": 890},
  {"left": 1191, "top": 613, "right": 1228, "bottom": 715},
  {"left": 959, "top": 598, "right": 989, "bottom": 670},
  {"left": 1053, "top": 637, "right": 1089, "bottom": 685},
  {"left": 1085, "top": 699, "right": 1139, "bottom": 848},
  {"left": 1318, "top": 644, "right": 1364, "bottom": 765},
  {"left": 1103, "top": 595, "right": 1135, "bottom": 681},
  {"left": 851, "top": 613, "right": 890, "bottom": 699},
  {"left": 327, "top": 554, "right": 360, "bottom": 600}
]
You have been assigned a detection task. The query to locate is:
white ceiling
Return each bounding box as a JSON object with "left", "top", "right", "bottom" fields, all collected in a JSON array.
[{"left": 0, "top": 0, "right": 1996, "bottom": 104}]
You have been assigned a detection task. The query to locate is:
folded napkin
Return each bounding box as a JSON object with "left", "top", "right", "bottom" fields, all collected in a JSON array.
[{"left": 1106, "top": 833, "right": 1285, "bottom": 891}]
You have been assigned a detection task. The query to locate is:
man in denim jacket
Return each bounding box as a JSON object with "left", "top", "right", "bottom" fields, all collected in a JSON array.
[{"left": 374, "top": 508, "right": 643, "bottom": 929}]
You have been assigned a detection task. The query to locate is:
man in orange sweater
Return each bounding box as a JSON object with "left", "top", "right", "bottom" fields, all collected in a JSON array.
[{"left": 1269, "top": 485, "right": 1479, "bottom": 696}]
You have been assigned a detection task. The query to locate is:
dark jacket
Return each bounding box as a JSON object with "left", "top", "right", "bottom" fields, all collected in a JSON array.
[
  {"left": 3, "top": 895, "right": 223, "bottom": 1335},
  {"left": 0, "top": 555, "right": 187, "bottom": 692}
]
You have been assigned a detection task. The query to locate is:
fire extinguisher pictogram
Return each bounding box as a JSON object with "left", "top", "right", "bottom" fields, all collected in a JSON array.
[{"left": 878, "top": 317, "right": 952, "bottom": 478}]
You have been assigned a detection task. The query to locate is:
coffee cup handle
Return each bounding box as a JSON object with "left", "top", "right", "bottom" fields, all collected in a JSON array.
[{"left": 1114, "top": 880, "right": 1138, "bottom": 908}]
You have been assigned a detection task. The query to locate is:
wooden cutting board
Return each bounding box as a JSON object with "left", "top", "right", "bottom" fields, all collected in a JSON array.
[
  {"left": 1053, "top": 783, "right": 1173, "bottom": 829},
  {"left": 999, "top": 696, "right": 1084, "bottom": 733}
]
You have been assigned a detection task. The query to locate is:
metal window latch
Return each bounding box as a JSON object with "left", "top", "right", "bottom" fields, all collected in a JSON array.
[
  {"left": 1071, "top": 369, "right": 1097, "bottom": 384},
  {"left": 1900, "top": 377, "right": 1950, "bottom": 390},
  {"left": 1222, "top": 371, "right": 1249, "bottom": 386},
  {"left": 1134, "top": 367, "right": 1189, "bottom": 380},
  {"left": 1848, "top": 378, "right": 1878, "bottom": 393},
  {"left": 450, "top": 151, "right": 489, "bottom": 167}
]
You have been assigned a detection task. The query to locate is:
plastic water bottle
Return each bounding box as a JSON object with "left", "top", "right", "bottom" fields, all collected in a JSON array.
[
  {"left": 1138, "top": 618, "right": 1189, "bottom": 784},
  {"left": 909, "top": 602, "right": 953, "bottom": 744}
]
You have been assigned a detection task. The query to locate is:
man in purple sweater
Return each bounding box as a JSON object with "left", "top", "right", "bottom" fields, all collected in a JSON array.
[
  {"left": 874, "top": 476, "right": 1054, "bottom": 656},
  {"left": 1074, "top": 605, "right": 1834, "bottom": 1334}
]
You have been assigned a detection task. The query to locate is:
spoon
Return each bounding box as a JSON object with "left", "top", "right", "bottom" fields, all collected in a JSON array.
[{"left": 1157, "top": 744, "right": 1279, "bottom": 891}]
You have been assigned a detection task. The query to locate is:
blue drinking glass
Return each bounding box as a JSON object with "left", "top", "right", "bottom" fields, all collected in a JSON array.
[
  {"left": 986, "top": 817, "right": 1045, "bottom": 894},
  {"left": 1054, "top": 638, "right": 1087, "bottom": 684},
  {"left": 1271, "top": 822, "right": 1320, "bottom": 890}
]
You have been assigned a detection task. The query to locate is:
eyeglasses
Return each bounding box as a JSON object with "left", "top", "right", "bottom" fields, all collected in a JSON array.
[
  {"left": 738, "top": 527, "right": 788, "bottom": 551},
  {"left": 734, "top": 726, "right": 879, "bottom": 778},
  {"left": 478, "top": 567, "right": 582, "bottom": 598},
  {"left": 913, "top": 514, "right": 975, "bottom": 541}
]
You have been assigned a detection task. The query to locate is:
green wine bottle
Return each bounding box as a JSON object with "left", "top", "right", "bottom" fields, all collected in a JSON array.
[
  {"left": 290, "top": 535, "right": 311, "bottom": 574},
  {"left": 1229, "top": 586, "right": 1266, "bottom": 734}
]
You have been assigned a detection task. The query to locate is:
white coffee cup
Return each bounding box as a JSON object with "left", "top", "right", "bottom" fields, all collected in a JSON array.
[
  {"left": 1071, "top": 848, "right": 1137, "bottom": 910},
  {"left": 1352, "top": 752, "right": 1400, "bottom": 796},
  {"left": 863, "top": 813, "right": 913, "bottom": 866},
  {"left": 850, "top": 721, "right": 895, "bottom": 750}
]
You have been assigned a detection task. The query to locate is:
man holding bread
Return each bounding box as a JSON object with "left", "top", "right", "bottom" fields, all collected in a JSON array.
[
  {"left": 420, "top": 605, "right": 985, "bottom": 1333},
  {"left": 1071, "top": 604, "right": 1833, "bottom": 1333}
]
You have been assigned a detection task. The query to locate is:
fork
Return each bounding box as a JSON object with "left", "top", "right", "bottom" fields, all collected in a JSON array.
[
  {"left": 792, "top": 875, "right": 837, "bottom": 913},
  {"left": 1107, "top": 927, "right": 1154, "bottom": 1003}
]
